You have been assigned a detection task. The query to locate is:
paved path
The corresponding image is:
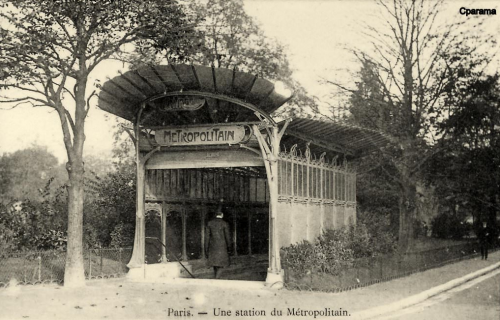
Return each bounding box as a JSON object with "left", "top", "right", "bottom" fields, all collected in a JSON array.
[
  {"left": 0, "top": 252, "right": 498, "bottom": 320},
  {"left": 350, "top": 251, "right": 500, "bottom": 319},
  {"left": 382, "top": 270, "right": 500, "bottom": 320}
]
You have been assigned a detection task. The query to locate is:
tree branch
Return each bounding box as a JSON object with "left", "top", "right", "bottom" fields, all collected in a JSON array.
[
  {"left": 85, "top": 90, "right": 97, "bottom": 117},
  {"left": 64, "top": 108, "right": 76, "bottom": 135}
]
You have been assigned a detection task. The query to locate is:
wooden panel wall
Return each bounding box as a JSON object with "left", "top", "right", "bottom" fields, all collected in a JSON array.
[{"left": 145, "top": 168, "right": 269, "bottom": 203}]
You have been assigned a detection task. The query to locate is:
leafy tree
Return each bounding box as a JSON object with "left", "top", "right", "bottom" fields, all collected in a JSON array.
[
  {"left": 83, "top": 155, "right": 115, "bottom": 179},
  {"left": 0, "top": 0, "right": 197, "bottom": 286},
  {"left": 0, "top": 181, "right": 68, "bottom": 252},
  {"left": 355, "top": 157, "right": 400, "bottom": 235},
  {"left": 85, "top": 161, "right": 136, "bottom": 247},
  {"left": 194, "top": 0, "right": 318, "bottom": 117},
  {"left": 327, "top": 0, "right": 497, "bottom": 251},
  {"left": 426, "top": 74, "right": 500, "bottom": 233},
  {"left": 190, "top": 0, "right": 289, "bottom": 78},
  {"left": 348, "top": 61, "right": 395, "bottom": 134},
  {"left": 0, "top": 146, "right": 135, "bottom": 251},
  {"left": 0, "top": 146, "right": 66, "bottom": 204},
  {"left": 133, "top": 0, "right": 318, "bottom": 117}
]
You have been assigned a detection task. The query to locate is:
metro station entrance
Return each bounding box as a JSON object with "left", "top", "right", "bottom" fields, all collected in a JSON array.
[{"left": 98, "top": 64, "right": 388, "bottom": 286}]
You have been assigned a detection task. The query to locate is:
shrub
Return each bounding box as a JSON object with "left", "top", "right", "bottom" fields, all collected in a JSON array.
[
  {"left": 281, "top": 239, "right": 354, "bottom": 277},
  {"left": 431, "top": 213, "right": 471, "bottom": 239},
  {"left": 282, "top": 220, "right": 397, "bottom": 277},
  {"left": 32, "top": 229, "right": 67, "bottom": 251},
  {"left": 315, "top": 238, "right": 354, "bottom": 274},
  {"left": 0, "top": 221, "right": 17, "bottom": 255},
  {"left": 321, "top": 222, "right": 396, "bottom": 259},
  {"left": 110, "top": 222, "right": 135, "bottom": 248},
  {"left": 357, "top": 210, "right": 398, "bottom": 255}
]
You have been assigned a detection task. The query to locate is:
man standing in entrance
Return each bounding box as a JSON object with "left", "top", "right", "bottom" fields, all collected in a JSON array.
[{"left": 205, "top": 204, "right": 231, "bottom": 279}]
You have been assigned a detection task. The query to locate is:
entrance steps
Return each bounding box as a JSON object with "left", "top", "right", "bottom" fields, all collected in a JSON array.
[
  {"left": 185, "top": 254, "right": 268, "bottom": 281},
  {"left": 127, "top": 254, "right": 268, "bottom": 282}
]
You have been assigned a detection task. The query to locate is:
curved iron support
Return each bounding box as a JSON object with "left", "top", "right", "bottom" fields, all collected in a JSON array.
[
  {"left": 128, "top": 103, "right": 161, "bottom": 269},
  {"left": 143, "top": 91, "right": 277, "bottom": 126},
  {"left": 252, "top": 124, "right": 284, "bottom": 286}
]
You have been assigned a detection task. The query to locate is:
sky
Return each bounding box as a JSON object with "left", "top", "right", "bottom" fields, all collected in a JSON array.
[{"left": 0, "top": 0, "right": 499, "bottom": 163}]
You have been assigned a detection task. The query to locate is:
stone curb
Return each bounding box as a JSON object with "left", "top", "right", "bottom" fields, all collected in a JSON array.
[
  {"left": 127, "top": 276, "right": 267, "bottom": 290},
  {"left": 351, "top": 261, "right": 500, "bottom": 320}
]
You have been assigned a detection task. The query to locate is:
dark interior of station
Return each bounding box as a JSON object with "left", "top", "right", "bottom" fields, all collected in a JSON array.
[{"left": 144, "top": 167, "right": 270, "bottom": 280}]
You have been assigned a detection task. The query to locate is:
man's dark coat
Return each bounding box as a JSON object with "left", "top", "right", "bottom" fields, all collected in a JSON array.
[
  {"left": 205, "top": 217, "right": 231, "bottom": 267},
  {"left": 478, "top": 226, "right": 491, "bottom": 245}
]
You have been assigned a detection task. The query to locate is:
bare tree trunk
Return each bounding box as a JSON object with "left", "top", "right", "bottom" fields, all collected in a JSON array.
[
  {"left": 64, "top": 160, "right": 86, "bottom": 287},
  {"left": 398, "top": 172, "right": 417, "bottom": 253},
  {"left": 62, "top": 65, "right": 87, "bottom": 286}
]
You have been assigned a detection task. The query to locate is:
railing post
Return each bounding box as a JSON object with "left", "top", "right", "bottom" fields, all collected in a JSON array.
[
  {"left": 100, "top": 248, "right": 103, "bottom": 275},
  {"left": 23, "top": 254, "right": 27, "bottom": 283},
  {"left": 88, "top": 250, "right": 92, "bottom": 279},
  {"left": 119, "top": 248, "right": 123, "bottom": 272},
  {"left": 379, "top": 257, "right": 383, "bottom": 280},
  {"left": 38, "top": 255, "right": 42, "bottom": 282},
  {"left": 50, "top": 253, "right": 53, "bottom": 282}
]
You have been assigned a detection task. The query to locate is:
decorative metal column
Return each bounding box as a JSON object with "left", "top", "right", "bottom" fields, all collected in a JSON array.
[
  {"left": 127, "top": 103, "right": 160, "bottom": 271},
  {"left": 253, "top": 121, "right": 289, "bottom": 286}
]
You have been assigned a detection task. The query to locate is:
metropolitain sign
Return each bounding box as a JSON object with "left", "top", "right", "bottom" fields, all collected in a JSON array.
[{"left": 154, "top": 125, "right": 251, "bottom": 146}]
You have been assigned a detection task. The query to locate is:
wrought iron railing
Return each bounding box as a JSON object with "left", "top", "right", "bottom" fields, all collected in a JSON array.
[
  {"left": 0, "top": 248, "right": 132, "bottom": 287},
  {"left": 284, "top": 241, "right": 497, "bottom": 292}
]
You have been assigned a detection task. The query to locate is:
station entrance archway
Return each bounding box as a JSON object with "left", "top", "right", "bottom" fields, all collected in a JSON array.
[{"left": 143, "top": 165, "right": 271, "bottom": 280}]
